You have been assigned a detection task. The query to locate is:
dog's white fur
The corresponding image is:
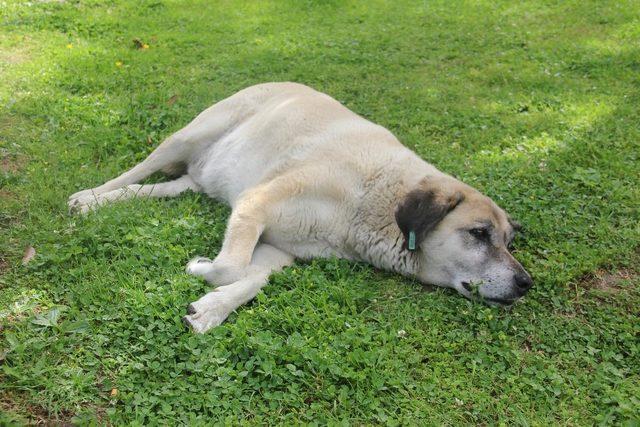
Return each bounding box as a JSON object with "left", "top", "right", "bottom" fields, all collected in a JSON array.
[{"left": 69, "top": 82, "right": 532, "bottom": 333}]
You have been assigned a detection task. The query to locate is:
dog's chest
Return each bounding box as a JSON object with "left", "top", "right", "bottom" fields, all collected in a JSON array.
[{"left": 261, "top": 196, "right": 357, "bottom": 261}]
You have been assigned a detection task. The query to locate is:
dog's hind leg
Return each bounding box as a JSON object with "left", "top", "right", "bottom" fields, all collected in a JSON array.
[
  {"left": 68, "top": 90, "right": 256, "bottom": 208},
  {"left": 68, "top": 130, "right": 196, "bottom": 205},
  {"left": 183, "top": 243, "right": 294, "bottom": 333},
  {"left": 69, "top": 174, "right": 201, "bottom": 214}
]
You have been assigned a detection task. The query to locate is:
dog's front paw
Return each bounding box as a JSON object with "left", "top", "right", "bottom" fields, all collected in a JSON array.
[
  {"left": 185, "top": 256, "right": 245, "bottom": 286},
  {"left": 186, "top": 257, "right": 213, "bottom": 276},
  {"left": 182, "top": 292, "right": 229, "bottom": 333},
  {"left": 68, "top": 189, "right": 99, "bottom": 214},
  {"left": 68, "top": 197, "right": 97, "bottom": 214}
]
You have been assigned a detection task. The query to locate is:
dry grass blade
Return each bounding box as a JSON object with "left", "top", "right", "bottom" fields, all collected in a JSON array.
[{"left": 21, "top": 246, "right": 35, "bottom": 265}]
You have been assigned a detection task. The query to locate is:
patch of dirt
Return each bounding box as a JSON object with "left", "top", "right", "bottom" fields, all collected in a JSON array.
[
  {"left": 1, "top": 50, "right": 29, "bottom": 66},
  {"left": 0, "top": 393, "right": 73, "bottom": 426},
  {"left": 578, "top": 268, "right": 635, "bottom": 294},
  {"left": 1, "top": 156, "right": 24, "bottom": 174},
  {"left": 0, "top": 35, "right": 34, "bottom": 69},
  {"left": 0, "top": 391, "right": 106, "bottom": 426},
  {"left": 0, "top": 188, "right": 15, "bottom": 199},
  {"left": 565, "top": 263, "right": 640, "bottom": 315}
]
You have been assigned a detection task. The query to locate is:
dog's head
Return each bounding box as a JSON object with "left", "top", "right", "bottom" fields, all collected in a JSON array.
[{"left": 395, "top": 176, "right": 532, "bottom": 306}]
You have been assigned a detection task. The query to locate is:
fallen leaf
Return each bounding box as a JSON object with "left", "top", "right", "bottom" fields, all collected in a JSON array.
[
  {"left": 147, "top": 136, "right": 153, "bottom": 145},
  {"left": 166, "top": 94, "right": 179, "bottom": 106},
  {"left": 110, "top": 388, "right": 118, "bottom": 397},
  {"left": 22, "top": 246, "right": 35, "bottom": 265}
]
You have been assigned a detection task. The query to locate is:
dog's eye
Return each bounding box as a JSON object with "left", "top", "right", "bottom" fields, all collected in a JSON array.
[{"left": 469, "top": 228, "right": 490, "bottom": 240}]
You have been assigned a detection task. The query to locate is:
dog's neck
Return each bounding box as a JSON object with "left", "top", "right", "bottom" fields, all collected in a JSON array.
[{"left": 348, "top": 158, "right": 433, "bottom": 277}]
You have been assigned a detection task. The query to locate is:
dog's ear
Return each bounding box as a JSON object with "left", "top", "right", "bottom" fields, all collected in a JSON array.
[{"left": 395, "top": 185, "right": 464, "bottom": 251}]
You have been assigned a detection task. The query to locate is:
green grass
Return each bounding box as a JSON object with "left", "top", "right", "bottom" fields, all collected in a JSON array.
[{"left": 1, "top": 0, "right": 639, "bottom": 424}]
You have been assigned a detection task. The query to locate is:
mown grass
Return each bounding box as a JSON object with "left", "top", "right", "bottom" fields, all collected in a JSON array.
[{"left": 1, "top": 0, "right": 639, "bottom": 424}]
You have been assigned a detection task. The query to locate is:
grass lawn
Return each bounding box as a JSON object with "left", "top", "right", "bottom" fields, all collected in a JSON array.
[{"left": 1, "top": 0, "right": 639, "bottom": 424}]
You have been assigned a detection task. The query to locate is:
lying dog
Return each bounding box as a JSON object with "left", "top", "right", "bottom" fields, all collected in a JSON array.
[{"left": 69, "top": 82, "right": 533, "bottom": 333}]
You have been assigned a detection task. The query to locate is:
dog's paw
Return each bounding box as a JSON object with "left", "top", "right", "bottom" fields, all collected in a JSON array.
[
  {"left": 68, "top": 196, "right": 97, "bottom": 214},
  {"left": 182, "top": 293, "right": 228, "bottom": 333},
  {"left": 185, "top": 257, "right": 213, "bottom": 276},
  {"left": 182, "top": 312, "right": 224, "bottom": 333},
  {"left": 185, "top": 256, "right": 245, "bottom": 286},
  {"left": 68, "top": 197, "right": 99, "bottom": 214},
  {"left": 68, "top": 189, "right": 99, "bottom": 214}
]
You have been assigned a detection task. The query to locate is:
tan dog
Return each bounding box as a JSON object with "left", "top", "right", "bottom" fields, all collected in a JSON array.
[{"left": 69, "top": 82, "right": 532, "bottom": 333}]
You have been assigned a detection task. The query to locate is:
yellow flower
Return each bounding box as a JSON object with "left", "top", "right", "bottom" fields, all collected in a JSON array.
[
  {"left": 115, "top": 61, "right": 123, "bottom": 67},
  {"left": 66, "top": 43, "right": 73, "bottom": 49},
  {"left": 142, "top": 43, "right": 149, "bottom": 49}
]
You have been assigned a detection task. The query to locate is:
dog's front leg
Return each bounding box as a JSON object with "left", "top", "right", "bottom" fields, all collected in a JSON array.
[
  {"left": 187, "top": 177, "right": 298, "bottom": 285},
  {"left": 183, "top": 244, "right": 294, "bottom": 333},
  {"left": 186, "top": 191, "right": 267, "bottom": 285}
]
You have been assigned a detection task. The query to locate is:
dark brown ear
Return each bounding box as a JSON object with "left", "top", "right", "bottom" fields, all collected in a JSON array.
[{"left": 395, "top": 187, "right": 464, "bottom": 251}]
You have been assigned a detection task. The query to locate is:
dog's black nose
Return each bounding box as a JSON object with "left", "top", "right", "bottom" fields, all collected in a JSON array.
[{"left": 514, "top": 272, "right": 533, "bottom": 291}]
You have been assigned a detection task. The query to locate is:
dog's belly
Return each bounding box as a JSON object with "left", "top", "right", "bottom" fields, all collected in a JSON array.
[{"left": 188, "top": 135, "right": 274, "bottom": 203}]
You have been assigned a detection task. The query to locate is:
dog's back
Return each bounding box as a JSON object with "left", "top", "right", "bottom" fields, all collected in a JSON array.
[{"left": 184, "top": 82, "right": 414, "bottom": 204}]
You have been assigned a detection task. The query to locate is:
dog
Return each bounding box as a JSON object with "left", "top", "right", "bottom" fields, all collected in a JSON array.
[{"left": 69, "top": 82, "right": 533, "bottom": 333}]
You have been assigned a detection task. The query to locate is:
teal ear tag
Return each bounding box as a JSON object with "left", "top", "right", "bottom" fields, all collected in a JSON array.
[{"left": 408, "top": 231, "right": 417, "bottom": 251}]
